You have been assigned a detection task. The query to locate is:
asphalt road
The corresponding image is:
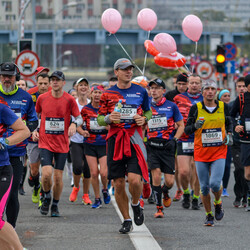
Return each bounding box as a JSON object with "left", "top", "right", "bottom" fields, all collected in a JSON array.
[{"left": 16, "top": 167, "right": 249, "bottom": 250}]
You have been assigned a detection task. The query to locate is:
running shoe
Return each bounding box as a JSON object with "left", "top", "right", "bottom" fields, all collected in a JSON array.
[
  {"left": 148, "top": 193, "right": 155, "bottom": 204},
  {"left": 92, "top": 198, "right": 102, "bottom": 209},
  {"left": 139, "top": 198, "right": 144, "bottom": 209},
  {"left": 131, "top": 203, "right": 144, "bottom": 226},
  {"left": 69, "top": 186, "right": 80, "bottom": 202},
  {"left": 51, "top": 205, "right": 60, "bottom": 217},
  {"left": 192, "top": 198, "right": 200, "bottom": 210},
  {"left": 182, "top": 193, "right": 190, "bottom": 209},
  {"left": 32, "top": 186, "right": 41, "bottom": 204},
  {"left": 142, "top": 183, "right": 151, "bottom": 199},
  {"left": 162, "top": 192, "right": 172, "bottom": 208},
  {"left": 19, "top": 186, "right": 25, "bottom": 195},
  {"left": 119, "top": 220, "right": 133, "bottom": 234},
  {"left": 82, "top": 194, "right": 92, "bottom": 205},
  {"left": 246, "top": 198, "right": 250, "bottom": 212},
  {"left": 222, "top": 188, "right": 229, "bottom": 197},
  {"left": 102, "top": 189, "right": 111, "bottom": 204},
  {"left": 214, "top": 202, "right": 224, "bottom": 221},
  {"left": 173, "top": 190, "right": 183, "bottom": 201},
  {"left": 40, "top": 198, "right": 51, "bottom": 215},
  {"left": 233, "top": 199, "right": 241, "bottom": 208},
  {"left": 204, "top": 214, "right": 214, "bottom": 227},
  {"left": 154, "top": 206, "right": 164, "bottom": 218}
]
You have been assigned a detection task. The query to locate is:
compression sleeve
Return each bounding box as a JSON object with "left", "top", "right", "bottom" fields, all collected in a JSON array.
[
  {"left": 74, "top": 115, "right": 83, "bottom": 127},
  {"left": 143, "top": 109, "right": 152, "bottom": 121},
  {"left": 26, "top": 120, "right": 38, "bottom": 132}
]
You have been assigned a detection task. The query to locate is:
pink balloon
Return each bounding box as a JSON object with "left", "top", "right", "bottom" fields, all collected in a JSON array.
[
  {"left": 101, "top": 8, "right": 122, "bottom": 34},
  {"left": 137, "top": 8, "right": 157, "bottom": 31},
  {"left": 182, "top": 15, "right": 203, "bottom": 42},
  {"left": 153, "top": 33, "right": 177, "bottom": 55}
]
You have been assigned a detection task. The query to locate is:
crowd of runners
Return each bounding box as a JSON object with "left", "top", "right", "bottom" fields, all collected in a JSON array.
[{"left": 0, "top": 58, "right": 250, "bottom": 249}]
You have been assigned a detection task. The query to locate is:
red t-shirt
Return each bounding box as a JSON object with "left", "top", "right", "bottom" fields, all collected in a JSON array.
[{"left": 36, "top": 91, "right": 80, "bottom": 153}]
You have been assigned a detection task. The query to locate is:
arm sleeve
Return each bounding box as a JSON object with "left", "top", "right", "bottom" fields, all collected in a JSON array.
[
  {"left": 143, "top": 109, "right": 152, "bottom": 121},
  {"left": 224, "top": 103, "right": 233, "bottom": 133},
  {"left": 184, "top": 104, "right": 198, "bottom": 135},
  {"left": 26, "top": 120, "right": 38, "bottom": 132}
]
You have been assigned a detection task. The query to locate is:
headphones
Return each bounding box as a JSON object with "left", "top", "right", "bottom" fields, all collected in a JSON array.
[{"left": 0, "top": 63, "right": 20, "bottom": 81}]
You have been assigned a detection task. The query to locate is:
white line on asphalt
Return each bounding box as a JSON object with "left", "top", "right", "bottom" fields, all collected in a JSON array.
[{"left": 111, "top": 196, "right": 162, "bottom": 250}]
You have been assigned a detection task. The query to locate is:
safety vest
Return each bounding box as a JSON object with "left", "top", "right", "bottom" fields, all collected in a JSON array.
[{"left": 194, "top": 101, "right": 227, "bottom": 162}]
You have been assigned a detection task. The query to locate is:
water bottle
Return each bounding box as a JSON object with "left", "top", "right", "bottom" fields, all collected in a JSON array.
[{"left": 114, "top": 99, "right": 122, "bottom": 123}]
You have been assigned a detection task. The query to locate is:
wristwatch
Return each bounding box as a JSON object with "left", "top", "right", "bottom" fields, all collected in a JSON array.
[{"left": 173, "top": 137, "right": 178, "bottom": 142}]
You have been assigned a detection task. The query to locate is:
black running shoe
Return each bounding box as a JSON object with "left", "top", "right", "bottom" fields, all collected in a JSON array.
[
  {"left": 204, "top": 214, "right": 214, "bottom": 227},
  {"left": 182, "top": 194, "right": 190, "bottom": 209},
  {"left": 214, "top": 202, "right": 224, "bottom": 221},
  {"left": 131, "top": 203, "right": 144, "bottom": 226},
  {"left": 192, "top": 198, "right": 200, "bottom": 210},
  {"left": 40, "top": 198, "right": 51, "bottom": 215},
  {"left": 51, "top": 205, "right": 60, "bottom": 217},
  {"left": 119, "top": 220, "right": 133, "bottom": 234}
]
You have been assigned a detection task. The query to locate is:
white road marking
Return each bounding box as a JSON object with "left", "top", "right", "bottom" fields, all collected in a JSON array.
[{"left": 111, "top": 196, "right": 162, "bottom": 250}]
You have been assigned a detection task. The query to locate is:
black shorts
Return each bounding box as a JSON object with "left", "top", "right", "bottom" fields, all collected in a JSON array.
[
  {"left": 84, "top": 144, "right": 106, "bottom": 158},
  {"left": 40, "top": 148, "right": 67, "bottom": 170},
  {"left": 107, "top": 136, "right": 142, "bottom": 180},
  {"left": 177, "top": 142, "right": 194, "bottom": 156},
  {"left": 240, "top": 143, "right": 250, "bottom": 166},
  {"left": 147, "top": 140, "right": 175, "bottom": 175}
]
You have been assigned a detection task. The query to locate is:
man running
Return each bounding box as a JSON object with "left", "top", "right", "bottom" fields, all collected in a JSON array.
[
  {"left": 174, "top": 74, "right": 203, "bottom": 210},
  {"left": 185, "top": 80, "right": 233, "bottom": 226},
  {"left": 147, "top": 78, "right": 184, "bottom": 218},
  {"left": 97, "top": 58, "right": 152, "bottom": 233},
  {"left": 33, "top": 71, "right": 82, "bottom": 217}
]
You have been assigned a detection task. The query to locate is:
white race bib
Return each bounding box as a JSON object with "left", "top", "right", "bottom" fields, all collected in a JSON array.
[
  {"left": 202, "top": 128, "right": 223, "bottom": 147},
  {"left": 120, "top": 104, "right": 137, "bottom": 123},
  {"left": 182, "top": 142, "right": 194, "bottom": 153},
  {"left": 245, "top": 118, "right": 250, "bottom": 133},
  {"left": 148, "top": 114, "right": 168, "bottom": 132},
  {"left": 45, "top": 117, "right": 64, "bottom": 134}
]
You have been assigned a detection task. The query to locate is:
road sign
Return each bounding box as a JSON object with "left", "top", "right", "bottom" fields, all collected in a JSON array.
[
  {"left": 225, "top": 42, "right": 237, "bottom": 61},
  {"left": 195, "top": 60, "right": 213, "bottom": 80},
  {"left": 225, "top": 60, "right": 235, "bottom": 74},
  {"left": 15, "top": 50, "right": 40, "bottom": 77},
  {"left": 23, "top": 77, "right": 36, "bottom": 88}
]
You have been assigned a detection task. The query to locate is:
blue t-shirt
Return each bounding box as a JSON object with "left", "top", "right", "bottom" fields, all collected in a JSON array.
[
  {"left": 0, "top": 102, "right": 19, "bottom": 166},
  {"left": 0, "top": 88, "right": 37, "bottom": 156}
]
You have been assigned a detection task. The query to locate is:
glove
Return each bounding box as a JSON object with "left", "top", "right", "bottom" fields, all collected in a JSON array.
[
  {"left": 194, "top": 120, "right": 205, "bottom": 129},
  {"left": 224, "top": 134, "right": 233, "bottom": 146},
  {"left": 0, "top": 138, "right": 8, "bottom": 151}
]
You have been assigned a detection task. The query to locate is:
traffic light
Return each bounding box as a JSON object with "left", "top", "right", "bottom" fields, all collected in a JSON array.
[
  {"left": 18, "top": 39, "right": 33, "bottom": 54},
  {"left": 215, "top": 44, "right": 226, "bottom": 73}
]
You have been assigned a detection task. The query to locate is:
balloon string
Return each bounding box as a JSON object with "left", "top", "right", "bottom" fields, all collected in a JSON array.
[
  {"left": 195, "top": 41, "right": 198, "bottom": 54},
  {"left": 113, "top": 34, "right": 143, "bottom": 75},
  {"left": 142, "top": 31, "right": 151, "bottom": 76}
]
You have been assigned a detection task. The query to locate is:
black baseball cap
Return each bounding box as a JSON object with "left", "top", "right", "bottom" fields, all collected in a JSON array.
[
  {"left": 114, "top": 58, "right": 134, "bottom": 70},
  {"left": 148, "top": 78, "right": 166, "bottom": 89},
  {"left": 0, "top": 62, "right": 18, "bottom": 76},
  {"left": 50, "top": 71, "right": 65, "bottom": 80}
]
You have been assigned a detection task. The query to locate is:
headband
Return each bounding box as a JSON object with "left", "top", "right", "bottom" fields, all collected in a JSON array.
[
  {"left": 91, "top": 85, "right": 104, "bottom": 92},
  {"left": 218, "top": 89, "right": 230, "bottom": 100}
]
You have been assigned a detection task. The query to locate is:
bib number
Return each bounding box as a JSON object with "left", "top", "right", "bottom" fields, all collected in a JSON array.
[
  {"left": 245, "top": 118, "right": 250, "bottom": 134},
  {"left": 120, "top": 104, "right": 137, "bottom": 123},
  {"left": 45, "top": 117, "right": 64, "bottom": 134},
  {"left": 90, "top": 118, "right": 106, "bottom": 133},
  {"left": 148, "top": 114, "right": 168, "bottom": 132},
  {"left": 201, "top": 128, "right": 223, "bottom": 147},
  {"left": 11, "top": 108, "right": 22, "bottom": 119},
  {"left": 182, "top": 142, "right": 194, "bottom": 153}
]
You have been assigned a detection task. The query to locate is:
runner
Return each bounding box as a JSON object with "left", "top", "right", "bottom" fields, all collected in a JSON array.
[
  {"left": 185, "top": 80, "right": 233, "bottom": 226},
  {"left": 147, "top": 78, "right": 184, "bottom": 218},
  {"left": 0, "top": 62, "right": 38, "bottom": 228},
  {"left": 231, "top": 74, "right": 250, "bottom": 211},
  {"left": 68, "top": 77, "right": 92, "bottom": 205},
  {"left": 33, "top": 71, "right": 82, "bottom": 217},
  {"left": 80, "top": 84, "right": 110, "bottom": 208},
  {"left": 97, "top": 58, "right": 152, "bottom": 233},
  {"left": 174, "top": 74, "right": 203, "bottom": 210},
  {"left": 27, "top": 73, "right": 50, "bottom": 206},
  {"left": 0, "top": 97, "right": 30, "bottom": 250}
]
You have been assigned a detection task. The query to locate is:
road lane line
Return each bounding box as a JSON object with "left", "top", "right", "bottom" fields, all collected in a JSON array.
[{"left": 111, "top": 196, "right": 162, "bottom": 250}]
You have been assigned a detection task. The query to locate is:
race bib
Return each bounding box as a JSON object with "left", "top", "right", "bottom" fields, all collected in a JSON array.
[
  {"left": 45, "top": 117, "right": 64, "bottom": 134},
  {"left": 245, "top": 118, "right": 250, "bottom": 133},
  {"left": 90, "top": 117, "right": 106, "bottom": 133},
  {"left": 201, "top": 128, "right": 223, "bottom": 147},
  {"left": 11, "top": 108, "right": 22, "bottom": 119},
  {"left": 120, "top": 104, "right": 137, "bottom": 123},
  {"left": 182, "top": 142, "right": 194, "bottom": 153},
  {"left": 148, "top": 114, "right": 168, "bottom": 132}
]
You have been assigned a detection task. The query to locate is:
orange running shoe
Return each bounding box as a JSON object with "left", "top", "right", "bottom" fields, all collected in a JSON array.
[
  {"left": 139, "top": 198, "right": 144, "bottom": 209},
  {"left": 82, "top": 194, "right": 92, "bottom": 205},
  {"left": 154, "top": 206, "right": 164, "bottom": 218},
  {"left": 163, "top": 192, "right": 172, "bottom": 208},
  {"left": 173, "top": 190, "right": 183, "bottom": 202},
  {"left": 69, "top": 186, "right": 80, "bottom": 202}
]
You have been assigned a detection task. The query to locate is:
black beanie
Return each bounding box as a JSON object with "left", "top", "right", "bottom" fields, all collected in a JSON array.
[
  {"left": 244, "top": 74, "right": 250, "bottom": 87},
  {"left": 176, "top": 73, "right": 188, "bottom": 83}
]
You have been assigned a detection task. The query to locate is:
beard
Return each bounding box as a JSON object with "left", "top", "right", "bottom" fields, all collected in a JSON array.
[{"left": 2, "top": 83, "right": 15, "bottom": 93}]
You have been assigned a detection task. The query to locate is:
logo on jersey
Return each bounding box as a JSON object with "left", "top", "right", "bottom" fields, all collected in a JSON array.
[
  {"left": 10, "top": 100, "right": 26, "bottom": 105},
  {"left": 126, "top": 94, "right": 140, "bottom": 98}
]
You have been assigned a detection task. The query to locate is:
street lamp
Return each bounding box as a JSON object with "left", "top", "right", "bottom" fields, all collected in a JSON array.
[{"left": 52, "top": 2, "right": 78, "bottom": 71}]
